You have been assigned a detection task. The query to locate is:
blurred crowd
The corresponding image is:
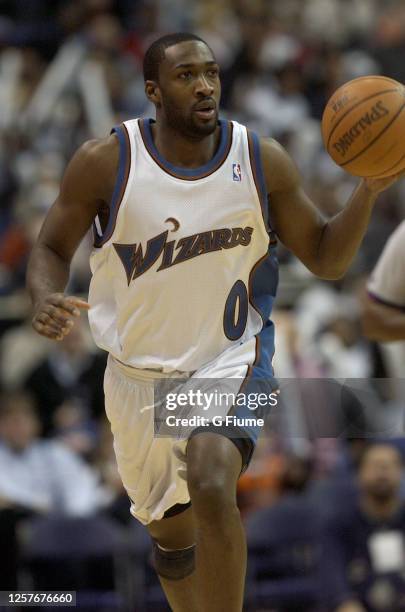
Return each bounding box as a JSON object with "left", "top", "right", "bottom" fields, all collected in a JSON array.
[{"left": 1, "top": 0, "right": 405, "bottom": 610}]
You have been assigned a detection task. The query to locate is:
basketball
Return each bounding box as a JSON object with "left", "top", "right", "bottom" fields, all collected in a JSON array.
[{"left": 322, "top": 76, "right": 405, "bottom": 178}]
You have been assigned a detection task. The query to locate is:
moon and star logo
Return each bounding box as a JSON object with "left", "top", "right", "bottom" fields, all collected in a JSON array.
[{"left": 165, "top": 217, "right": 180, "bottom": 232}]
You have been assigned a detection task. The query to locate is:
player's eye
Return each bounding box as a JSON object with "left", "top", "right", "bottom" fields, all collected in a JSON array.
[
  {"left": 179, "top": 71, "right": 193, "bottom": 80},
  {"left": 207, "top": 69, "right": 219, "bottom": 78}
]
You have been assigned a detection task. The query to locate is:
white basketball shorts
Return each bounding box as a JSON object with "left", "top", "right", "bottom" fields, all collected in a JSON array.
[{"left": 103, "top": 337, "right": 274, "bottom": 525}]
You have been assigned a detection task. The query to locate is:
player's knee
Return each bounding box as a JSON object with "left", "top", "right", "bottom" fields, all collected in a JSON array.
[
  {"left": 152, "top": 539, "right": 195, "bottom": 581},
  {"left": 187, "top": 471, "right": 237, "bottom": 520}
]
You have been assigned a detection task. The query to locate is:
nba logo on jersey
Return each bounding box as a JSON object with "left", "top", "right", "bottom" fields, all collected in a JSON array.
[{"left": 232, "top": 163, "right": 242, "bottom": 182}]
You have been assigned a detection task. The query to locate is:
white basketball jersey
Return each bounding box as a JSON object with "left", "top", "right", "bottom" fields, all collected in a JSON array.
[{"left": 88, "top": 118, "right": 278, "bottom": 373}]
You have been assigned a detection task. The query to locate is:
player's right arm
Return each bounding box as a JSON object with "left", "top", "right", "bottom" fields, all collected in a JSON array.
[
  {"left": 260, "top": 138, "right": 403, "bottom": 280},
  {"left": 27, "top": 135, "right": 119, "bottom": 340}
]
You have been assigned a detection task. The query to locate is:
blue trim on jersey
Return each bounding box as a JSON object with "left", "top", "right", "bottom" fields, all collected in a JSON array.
[
  {"left": 233, "top": 322, "right": 277, "bottom": 444},
  {"left": 234, "top": 233, "right": 279, "bottom": 443},
  {"left": 143, "top": 118, "right": 228, "bottom": 178},
  {"left": 94, "top": 124, "right": 129, "bottom": 247},
  {"left": 250, "top": 130, "right": 270, "bottom": 231},
  {"left": 250, "top": 247, "right": 278, "bottom": 323}
]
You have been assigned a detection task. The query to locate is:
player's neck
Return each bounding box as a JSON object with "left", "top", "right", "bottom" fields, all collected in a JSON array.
[{"left": 151, "top": 120, "right": 221, "bottom": 169}]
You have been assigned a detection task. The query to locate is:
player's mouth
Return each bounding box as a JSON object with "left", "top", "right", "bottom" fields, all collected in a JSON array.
[{"left": 193, "top": 100, "right": 216, "bottom": 120}]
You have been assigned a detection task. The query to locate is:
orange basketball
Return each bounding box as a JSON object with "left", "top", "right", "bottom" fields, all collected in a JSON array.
[{"left": 321, "top": 76, "right": 405, "bottom": 178}]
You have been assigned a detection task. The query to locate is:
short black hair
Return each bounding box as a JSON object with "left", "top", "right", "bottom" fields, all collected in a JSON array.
[{"left": 143, "top": 32, "right": 212, "bottom": 82}]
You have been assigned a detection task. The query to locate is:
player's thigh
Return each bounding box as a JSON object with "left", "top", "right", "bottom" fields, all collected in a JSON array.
[{"left": 147, "top": 505, "right": 195, "bottom": 549}]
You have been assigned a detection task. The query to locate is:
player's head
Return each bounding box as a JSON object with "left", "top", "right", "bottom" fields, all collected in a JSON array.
[
  {"left": 0, "top": 391, "right": 40, "bottom": 451},
  {"left": 143, "top": 33, "right": 221, "bottom": 138},
  {"left": 358, "top": 443, "right": 403, "bottom": 502}
]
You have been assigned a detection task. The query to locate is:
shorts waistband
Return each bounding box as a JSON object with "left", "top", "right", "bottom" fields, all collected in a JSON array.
[{"left": 108, "top": 356, "right": 191, "bottom": 382}]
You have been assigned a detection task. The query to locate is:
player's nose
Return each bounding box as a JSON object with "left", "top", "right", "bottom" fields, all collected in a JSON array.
[{"left": 194, "top": 75, "right": 214, "bottom": 97}]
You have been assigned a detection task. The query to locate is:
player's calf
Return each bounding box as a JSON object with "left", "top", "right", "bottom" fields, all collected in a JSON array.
[
  {"left": 146, "top": 506, "right": 199, "bottom": 611},
  {"left": 186, "top": 432, "right": 246, "bottom": 612}
]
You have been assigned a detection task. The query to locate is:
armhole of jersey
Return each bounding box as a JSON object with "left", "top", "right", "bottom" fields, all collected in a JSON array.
[
  {"left": 367, "top": 289, "right": 405, "bottom": 312},
  {"left": 93, "top": 123, "right": 131, "bottom": 248},
  {"left": 246, "top": 129, "right": 272, "bottom": 235}
]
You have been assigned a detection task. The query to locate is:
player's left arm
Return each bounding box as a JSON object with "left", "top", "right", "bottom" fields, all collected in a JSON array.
[{"left": 261, "top": 138, "right": 402, "bottom": 279}]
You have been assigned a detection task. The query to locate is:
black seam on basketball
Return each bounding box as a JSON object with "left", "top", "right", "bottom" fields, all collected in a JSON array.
[
  {"left": 326, "top": 88, "right": 399, "bottom": 147},
  {"left": 340, "top": 102, "right": 405, "bottom": 167},
  {"left": 362, "top": 152, "right": 405, "bottom": 178}
]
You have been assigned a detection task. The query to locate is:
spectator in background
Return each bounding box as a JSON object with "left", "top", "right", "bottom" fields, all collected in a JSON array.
[
  {"left": 372, "top": 2, "right": 405, "bottom": 85},
  {"left": 245, "top": 449, "right": 321, "bottom": 612},
  {"left": 24, "top": 317, "right": 106, "bottom": 440},
  {"left": 0, "top": 390, "right": 104, "bottom": 588},
  {"left": 0, "top": 390, "right": 103, "bottom": 516},
  {"left": 237, "top": 434, "right": 286, "bottom": 515},
  {"left": 321, "top": 443, "right": 405, "bottom": 612}
]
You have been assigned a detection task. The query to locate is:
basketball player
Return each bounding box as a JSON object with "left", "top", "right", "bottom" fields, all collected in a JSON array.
[
  {"left": 363, "top": 220, "right": 405, "bottom": 345},
  {"left": 27, "top": 33, "right": 403, "bottom": 612},
  {"left": 362, "top": 220, "right": 405, "bottom": 400}
]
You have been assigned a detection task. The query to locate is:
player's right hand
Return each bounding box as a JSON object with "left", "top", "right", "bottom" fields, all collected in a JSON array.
[{"left": 32, "top": 293, "right": 90, "bottom": 341}]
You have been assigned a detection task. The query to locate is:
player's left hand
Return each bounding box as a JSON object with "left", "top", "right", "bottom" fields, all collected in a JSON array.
[{"left": 363, "top": 169, "right": 405, "bottom": 195}]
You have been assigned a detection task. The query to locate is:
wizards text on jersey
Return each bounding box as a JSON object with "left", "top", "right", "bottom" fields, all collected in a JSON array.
[{"left": 113, "top": 225, "right": 254, "bottom": 286}]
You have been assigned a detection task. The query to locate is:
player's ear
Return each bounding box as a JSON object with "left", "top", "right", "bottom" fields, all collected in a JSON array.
[{"left": 145, "top": 80, "right": 162, "bottom": 107}]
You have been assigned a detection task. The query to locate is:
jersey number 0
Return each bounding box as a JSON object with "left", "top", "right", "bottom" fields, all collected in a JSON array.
[{"left": 223, "top": 280, "right": 248, "bottom": 341}]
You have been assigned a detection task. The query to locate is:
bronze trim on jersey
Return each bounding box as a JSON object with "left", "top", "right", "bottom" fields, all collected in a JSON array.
[
  {"left": 253, "top": 334, "right": 260, "bottom": 366},
  {"left": 248, "top": 249, "right": 271, "bottom": 326},
  {"left": 139, "top": 119, "right": 233, "bottom": 181},
  {"left": 112, "top": 241, "right": 138, "bottom": 286},
  {"left": 93, "top": 123, "right": 131, "bottom": 248},
  {"left": 229, "top": 336, "right": 260, "bottom": 407}
]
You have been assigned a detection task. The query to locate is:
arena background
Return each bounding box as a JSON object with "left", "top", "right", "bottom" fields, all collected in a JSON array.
[{"left": 0, "top": 0, "right": 405, "bottom": 610}]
